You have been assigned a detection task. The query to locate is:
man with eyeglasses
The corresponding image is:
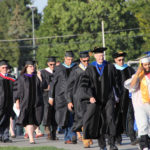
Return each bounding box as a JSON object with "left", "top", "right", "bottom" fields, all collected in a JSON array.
[
  {"left": 113, "top": 52, "right": 137, "bottom": 145},
  {"left": 78, "top": 47, "right": 120, "bottom": 150},
  {"left": 41, "top": 57, "right": 57, "bottom": 140},
  {"left": 65, "top": 51, "right": 93, "bottom": 148},
  {"left": 0, "top": 60, "right": 15, "bottom": 143},
  {"left": 49, "top": 51, "right": 77, "bottom": 144}
]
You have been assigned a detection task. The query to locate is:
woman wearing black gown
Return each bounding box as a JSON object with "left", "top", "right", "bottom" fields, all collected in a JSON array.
[{"left": 14, "top": 61, "right": 44, "bottom": 144}]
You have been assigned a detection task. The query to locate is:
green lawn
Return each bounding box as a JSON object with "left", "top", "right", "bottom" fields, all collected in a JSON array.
[{"left": 0, "top": 147, "right": 66, "bottom": 150}]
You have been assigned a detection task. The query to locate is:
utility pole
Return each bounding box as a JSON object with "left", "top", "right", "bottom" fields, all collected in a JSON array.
[
  {"left": 101, "top": 20, "right": 106, "bottom": 59},
  {"left": 27, "top": 4, "right": 36, "bottom": 60}
]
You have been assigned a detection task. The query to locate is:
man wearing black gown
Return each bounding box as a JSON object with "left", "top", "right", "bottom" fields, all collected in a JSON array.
[
  {"left": 49, "top": 51, "right": 77, "bottom": 144},
  {"left": 41, "top": 57, "right": 57, "bottom": 140},
  {"left": 78, "top": 47, "right": 120, "bottom": 150},
  {"left": 112, "top": 52, "right": 137, "bottom": 145},
  {"left": 0, "top": 60, "right": 15, "bottom": 143},
  {"left": 65, "top": 51, "right": 92, "bottom": 147}
]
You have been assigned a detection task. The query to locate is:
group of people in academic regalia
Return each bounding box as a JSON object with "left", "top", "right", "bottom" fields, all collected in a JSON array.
[{"left": 0, "top": 46, "right": 150, "bottom": 150}]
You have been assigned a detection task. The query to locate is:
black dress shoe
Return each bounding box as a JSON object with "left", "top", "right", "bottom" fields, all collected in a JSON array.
[
  {"left": 109, "top": 145, "right": 118, "bottom": 150},
  {"left": 3, "top": 139, "right": 12, "bottom": 143}
]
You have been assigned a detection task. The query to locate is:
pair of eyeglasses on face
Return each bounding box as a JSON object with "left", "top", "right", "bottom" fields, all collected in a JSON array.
[
  {"left": 82, "top": 60, "right": 89, "bottom": 62},
  {"left": 49, "top": 64, "right": 55, "bottom": 66},
  {"left": 2, "top": 67, "right": 8, "bottom": 69},
  {"left": 118, "top": 59, "right": 124, "bottom": 62}
]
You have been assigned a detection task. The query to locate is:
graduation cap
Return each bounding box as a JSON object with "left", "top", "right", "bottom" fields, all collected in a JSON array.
[
  {"left": 92, "top": 47, "right": 107, "bottom": 53},
  {"left": 112, "top": 51, "right": 126, "bottom": 59},
  {"left": 79, "top": 51, "right": 90, "bottom": 58},
  {"left": 0, "top": 59, "right": 8, "bottom": 66},
  {"left": 144, "top": 51, "right": 150, "bottom": 57},
  {"left": 65, "top": 51, "right": 74, "bottom": 57},
  {"left": 47, "top": 56, "right": 57, "bottom": 62},
  {"left": 141, "top": 57, "right": 150, "bottom": 63},
  {"left": 24, "top": 60, "right": 36, "bottom": 66}
]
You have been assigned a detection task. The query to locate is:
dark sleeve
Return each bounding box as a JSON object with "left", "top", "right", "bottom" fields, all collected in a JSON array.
[
  {"left": 78, "top": 68, "right": 95, "bottom": 101},
  {"left": 111, "top": 64, "right": 121, "bottom": 98},
  {"left": 49, "top": 69, "right": 59, "bottom": 99},
  {"left": 130, "top": 66, "right": 135, "bottom": 75},
  {"left": 13, "top": 76, "right": 23, "bottom": 103},
  {"left": 36, "top": 74, "right": 47, "bottom": 90},
  {"left": 41, "top": 70, "right": 49, "bottom": 89},
  {"left": 41, "top": 78, "right": 47, "bottom": 89},
  {"left": 65, "top": 69, "right": 77, "bottom": 103}
]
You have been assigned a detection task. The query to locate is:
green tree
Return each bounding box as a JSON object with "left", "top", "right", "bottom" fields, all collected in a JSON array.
[
  {"left": 0, "top": 0, "right": 41, "bottom": 68},
  {"left": 128, "top": 0, "right": 150, "bottom": 53},
  {"left": 37, "top": 0, "right": 143, "bottom": 68}
]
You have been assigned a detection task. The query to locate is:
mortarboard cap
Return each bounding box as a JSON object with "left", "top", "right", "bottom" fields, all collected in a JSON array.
[
  {"left": 144, "top": 51, "right": 150, "bottom": 57},
  {"left": 92, "top": 47, "right": 107, "bottom": 53},
  {"left": 65, "top": 51, "right": 74, "bottom": 57},
  {"left": 47, "top": 56, "right": 56, "bottom": 62},
  {"left": 79, "top": 51, "right": 90, "bottom": 58},
  {"left": 112, "top": 51, "right": 126, "bottom": 59},
  {"left": 141, "top": 57, "right": 150, "bottom": 63},
  {"left": 0, "top": 60, "right": 8, "bottom": 66},
  {"left": 24, "top": 60, "right": 35, "bottom": 66}
]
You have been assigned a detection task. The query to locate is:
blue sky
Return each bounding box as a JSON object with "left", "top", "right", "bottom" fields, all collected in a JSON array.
[{"left": 33, "top": 0, "right": 48, "bottom": 13}]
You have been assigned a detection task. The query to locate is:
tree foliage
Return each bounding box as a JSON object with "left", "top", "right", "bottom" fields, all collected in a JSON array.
[
  {"left": 37, "top": 0, "right": 143, "bottom": 68},
  {"left": 128, "top": 0, "right": 150, "bottom": 52},
  {"left": 0, "top": 0, "right": 41, "bottom": 68}
]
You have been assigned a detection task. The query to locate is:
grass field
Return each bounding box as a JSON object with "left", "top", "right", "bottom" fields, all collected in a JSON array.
[{"left": 0, "top": 147, "right": 66, "bottom": 150}]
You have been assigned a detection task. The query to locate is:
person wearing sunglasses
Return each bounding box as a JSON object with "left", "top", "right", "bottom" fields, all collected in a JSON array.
[
  {"left": 65, "top": 51, "right": 93, "bottom": 148},
  {"left": 113, "top": 52, "right": 137, "bottom": 146},
  {"left": 41, "top": 57, "right": 58, "bottom": 140},
  {"left": 0, "top": 60, "right": 15, "bottom": 143},
  {"left": 78, "top": 47, "right": 120, "bottom": 150},
  {"left": 49, "top": 51, "right": 77, "bottom": 144}
]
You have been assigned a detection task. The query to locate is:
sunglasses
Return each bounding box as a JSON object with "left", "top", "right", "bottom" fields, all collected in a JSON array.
[
  {"left": 49, "top": 64, "right": 55, "bottom": 66},
  {"left": 118, "top": 59, "right": 124, "bottom": 62},
  {"left": 82, "top": 60, "right": 89, "bottom": 62}
]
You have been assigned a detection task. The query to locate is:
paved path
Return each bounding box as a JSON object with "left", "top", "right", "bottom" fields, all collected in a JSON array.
[{"left": 0, "top": 134, "right": 139, "bottom": 150}]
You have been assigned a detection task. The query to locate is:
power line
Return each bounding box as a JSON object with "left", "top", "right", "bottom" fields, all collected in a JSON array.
[
  {"left": 0, "top": 33, "right": 148, "bottom": 49},
  {"left": 0, "top": 27, "right": 149, "bottom": 43}
]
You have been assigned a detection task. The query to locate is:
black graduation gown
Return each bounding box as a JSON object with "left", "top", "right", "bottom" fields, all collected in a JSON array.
[
  {"left": 78, "top": 62, "right": 120, "bottom": 139},
  {"left": 49, "top": 64, "right": 76, "bottom": 128},
  {"left": 13, "top": 74, "right": 45, "bottom": 126},
  {"left": 114, "top": 66, "right": 135, "bottom": 134},
  {"left": 41, "top": 69, "right": 57, "bottom": 126},
  {"left": 65, "top": 65, "right": 87, "bottom": 132},
  {"left": 0, "top": 75, "right": 14, "bottom": 127}
]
